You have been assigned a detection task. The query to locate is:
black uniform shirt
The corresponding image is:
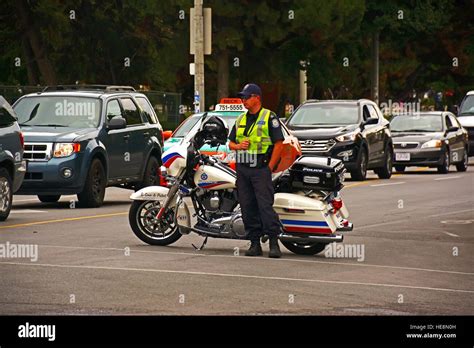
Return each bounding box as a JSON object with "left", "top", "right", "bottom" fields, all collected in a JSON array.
[{"left": 229, "top": 108, "right": 284, "bottom": 168}]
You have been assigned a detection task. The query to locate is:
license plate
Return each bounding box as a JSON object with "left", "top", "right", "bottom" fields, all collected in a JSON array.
[
  {"left": 396, "top": 153, "right": 410, "bottom": 161},
  {"left": 303, "top": 176, "right": 320, "bottom": 184}
]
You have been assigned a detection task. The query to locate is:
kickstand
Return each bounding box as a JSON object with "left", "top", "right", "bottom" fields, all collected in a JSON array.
[{"left": 192, "top": 235, "right": 208, "bottom": 251}]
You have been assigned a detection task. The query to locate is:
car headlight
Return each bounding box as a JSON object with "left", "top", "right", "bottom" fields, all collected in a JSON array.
[
  {"left": 335, "top": 130, "right": 359, "bottom": 142},
  {"left": 421, "top": 140, "right": 443, "bottom": 149},
  {"left": 53, "top": 143, "right": 81, "bottom": 158}
]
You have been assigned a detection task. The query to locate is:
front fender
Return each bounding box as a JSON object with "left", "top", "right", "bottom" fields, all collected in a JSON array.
[{"left": 81, "top": 140, "right": 109, "bottom": 185}]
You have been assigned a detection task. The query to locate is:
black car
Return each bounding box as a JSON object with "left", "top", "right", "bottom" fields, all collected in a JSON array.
[
  {"left": 285, "top": 99, "right": 393, "bottom": 181},
  {"left": 390, "top": 112, "right": 469, "bottom": 173},
  {"left": 0, "top": 96, "right": 26, "bottom": 220},
  {"left": 13, "top": 85, "right": 163, "bottom": 207}
]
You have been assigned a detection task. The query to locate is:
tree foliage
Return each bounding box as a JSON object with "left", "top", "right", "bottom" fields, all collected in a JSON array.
[{"left": 0, "top": 0, "right": 472, "bottom": 109}]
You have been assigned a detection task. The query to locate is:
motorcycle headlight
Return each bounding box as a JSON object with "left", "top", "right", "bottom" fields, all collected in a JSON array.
[
  {"left": 335, "top": 130, "right": 359, "bottom": 142},
  {"left": 53, "top": 143, "right": 81, "bottom": 158},
  {"left": 421, "top": 140, "right": 443, "bottom": 149}
]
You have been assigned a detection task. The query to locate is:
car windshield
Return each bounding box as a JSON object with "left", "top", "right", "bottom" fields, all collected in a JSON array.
[
  {"left": 288, "top": 104, "right": 359, "bottom": 126},
  {"left": 173, "top": 114, "right": 237, "bottom": 138},
  {"left": 173, "top": 116, "right": 201, "bottom": 137},
  {"left": 390, "top": 115, "right": 443, "bottom": 132},
  {"left": 13, "top": 96, "right": 102, "bottom": 128},
  {"left": 459, "top": 95, "right": 474, "bottom": 116}
]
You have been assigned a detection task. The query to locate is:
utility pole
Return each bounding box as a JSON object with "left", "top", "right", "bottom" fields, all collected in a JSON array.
[
  {"left": 194, "top": 0, "right": 205, "bottom": 112},
  {"left": 371, "top": 31, "right": 379, "bottom": 104}
]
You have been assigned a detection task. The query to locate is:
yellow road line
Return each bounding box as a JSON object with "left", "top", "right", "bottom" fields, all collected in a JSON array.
[
  {"left": 0, "top": 211, "right": 128, "bottom": 230},
  {"left": 3, "top": 167, "right": 433, "bottom": 228}
]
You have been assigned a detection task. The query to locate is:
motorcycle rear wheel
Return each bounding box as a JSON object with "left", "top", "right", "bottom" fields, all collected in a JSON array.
[
  {"left": 281, "top": 241, "right": 327, "bottom": 255},
  {"left": 129, "top": 200, "right": 182, "bottom": 246}
]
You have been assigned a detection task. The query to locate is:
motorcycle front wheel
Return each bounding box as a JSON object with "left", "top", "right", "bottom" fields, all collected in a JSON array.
[
  {"left": 281, "top": 241, "right": 327, "bottom": 255},
  {"left": 129, "top": 200, "right": 182, "bottom": 246}
]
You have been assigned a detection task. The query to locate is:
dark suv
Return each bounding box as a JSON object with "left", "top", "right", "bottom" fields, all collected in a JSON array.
[
  {"left": 13, "top": 85, "right": 163, "bottom": 207},
  {"left": 0, "top": 96, "right": 26, "bottom": 220},
  {"left": 286, "top": 99, "right": 393, "bottom": 180}
]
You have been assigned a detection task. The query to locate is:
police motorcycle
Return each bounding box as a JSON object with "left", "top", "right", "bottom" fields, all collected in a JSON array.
[{"left": 129, "top": 114, "right": 353, "bottom": 255}]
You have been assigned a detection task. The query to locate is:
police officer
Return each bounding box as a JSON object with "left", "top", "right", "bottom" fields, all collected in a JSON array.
[{"left": 229, "top": 83, "right": 284, "bottom": 258}]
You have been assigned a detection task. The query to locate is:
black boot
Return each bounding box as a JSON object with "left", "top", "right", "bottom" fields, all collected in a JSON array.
[
  {"left": 268, "top": 237, "right": 282, "bottom": 258},
  {"left": 245, "top": 241, "right": 263, "bottom": 256}
]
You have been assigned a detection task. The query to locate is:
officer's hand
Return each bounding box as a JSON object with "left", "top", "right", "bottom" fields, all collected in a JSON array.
[{"left": 239, "top": 140, "right": 250, "bottom": 150}]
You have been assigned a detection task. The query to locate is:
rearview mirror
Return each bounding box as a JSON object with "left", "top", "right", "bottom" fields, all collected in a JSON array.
[
  {"left": 453, "top": 105, "right": 459, "bottom": 115},
  {"left": 163, "top": 130, "right": 172, "bottom": 140},
  {"left": 107, "top": 117, "right": 126, "bottom": 130}
]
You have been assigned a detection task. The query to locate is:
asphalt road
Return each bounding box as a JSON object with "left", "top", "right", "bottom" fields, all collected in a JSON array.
[{"left": 1, "top": 162, "right": 473, "bottom": 315}]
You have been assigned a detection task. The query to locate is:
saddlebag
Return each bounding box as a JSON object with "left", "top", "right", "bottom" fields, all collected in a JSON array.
[{"left": 287, "top": 156, "right": 346, "bottom": 192}]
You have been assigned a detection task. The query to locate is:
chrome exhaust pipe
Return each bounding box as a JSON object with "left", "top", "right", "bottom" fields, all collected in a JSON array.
[{"left": 278, "top": 232, "right": 343, "bottom": 243}]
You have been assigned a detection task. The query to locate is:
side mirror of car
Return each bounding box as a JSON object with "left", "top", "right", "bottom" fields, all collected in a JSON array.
[
  {"left": 361, "top": 118, "right": 378, "bottom": 128},
  {"left": 446, "top": 126, "right": 459, "bottom": 133},
  {"left": 107, "top": 117, "right": 127, "bottom": 130},
  {"left": 163, "top": 130, "right": 173, "bottom": 140}
]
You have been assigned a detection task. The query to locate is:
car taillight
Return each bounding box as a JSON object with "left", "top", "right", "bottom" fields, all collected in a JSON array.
[
  {"left": 19, "top": 132, "right": 24, "bottom": 148},
  {"left": 331, "top": 198, "right": 343, "bottom": 212}
]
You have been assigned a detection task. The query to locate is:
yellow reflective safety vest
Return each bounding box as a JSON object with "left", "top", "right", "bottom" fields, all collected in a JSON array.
[{"left": 235, "top": 108, "right": 273, "bottom": 154}]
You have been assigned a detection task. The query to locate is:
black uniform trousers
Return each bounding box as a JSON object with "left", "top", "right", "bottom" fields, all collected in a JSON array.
[{"left": 236, "top": 163, "right": 281, "bottom": 243}]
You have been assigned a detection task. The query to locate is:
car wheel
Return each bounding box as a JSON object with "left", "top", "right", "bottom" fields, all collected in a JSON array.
[
  {"left": 437, "top": 149, "right": 450, "bottom": 174},
  {"left": 350, "top": 147, "right": 368, "bottom": 181},
  {"left": 77, "top": 159, "right": 106, "bottom": 208},
  {"left": 136, "top": 156, "right": 160, "bottom": 190},
  {"left": 394, "top": 165, "right": 406, "bottom": 172},
  {"left": 38, "top": 195, "right": 61, "bottom": 203},
  {"left": 0, "top": 168, "right": 13, "bottom": 221},
  {"left": 375, "top": 145, "right": 393, "bottom": 179},
  {"left": 455, "top": 147, "right": 468, "bottom": 172}
]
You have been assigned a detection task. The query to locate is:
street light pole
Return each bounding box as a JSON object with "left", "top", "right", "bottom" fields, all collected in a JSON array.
[
  {"left": 371, "top": 31, "right": 379, "bottom": 104},
  {"left": 194, "top": 0, "right": 205, "bottom": 111}
]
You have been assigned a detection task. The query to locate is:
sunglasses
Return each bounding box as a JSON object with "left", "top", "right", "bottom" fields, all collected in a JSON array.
[{"left": 241, "top": 94, "right": 258, "bottom": 101}]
